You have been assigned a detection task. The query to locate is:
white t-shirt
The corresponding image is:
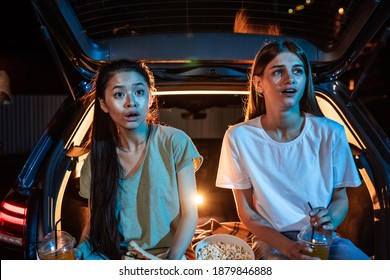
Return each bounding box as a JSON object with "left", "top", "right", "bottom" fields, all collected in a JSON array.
[{"left": 216, "top": 113, "right": 361, "bottom": 232}]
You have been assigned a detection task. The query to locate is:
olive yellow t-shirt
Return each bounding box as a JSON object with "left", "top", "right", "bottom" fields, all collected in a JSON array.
[{"left": 80, "top": 124, "right": 202, "bottom": 256}]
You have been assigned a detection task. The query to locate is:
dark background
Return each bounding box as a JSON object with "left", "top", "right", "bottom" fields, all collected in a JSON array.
[
  {"left": 0, "top": 1, "right": 75, "bottom": 201},
  {"left": 0, "top": 1, "right": 66, "bottom": 96}
]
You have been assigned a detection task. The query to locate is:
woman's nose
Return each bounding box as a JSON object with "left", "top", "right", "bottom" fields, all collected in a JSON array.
[
  {"left": 284, "top": 72, "right": 295, "bottom": 84},
  {"left": 125, "top": 93, "right": 137, "bottom": 107},
  {"left": 126, "top": 102, "right": 136, "bottom": 108}
]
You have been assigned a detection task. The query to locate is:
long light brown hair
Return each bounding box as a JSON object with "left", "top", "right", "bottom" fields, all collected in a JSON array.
[{"left": 244, "top": 40, "right": 323, "bottom": 121}]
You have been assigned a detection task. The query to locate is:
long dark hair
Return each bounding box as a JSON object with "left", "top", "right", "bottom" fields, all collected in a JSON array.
[
  {"left": 88, "top": 60, "right": 158, "bottom": 259},
  {"left": 244, "top": 40, "right": 323, "bottom": 121}
]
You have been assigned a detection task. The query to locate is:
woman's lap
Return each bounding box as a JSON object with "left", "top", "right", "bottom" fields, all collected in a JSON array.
[
  {"left": 253, "top": 231, "right": 371, "bottom": 260},
  {"left": 328, "top": 233, "right": 371, "bottom": 260}
]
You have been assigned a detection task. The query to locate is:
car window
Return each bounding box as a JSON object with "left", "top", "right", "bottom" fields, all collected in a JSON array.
[{"left": 68, "top": 0, "right": 372, "bottom": 52}]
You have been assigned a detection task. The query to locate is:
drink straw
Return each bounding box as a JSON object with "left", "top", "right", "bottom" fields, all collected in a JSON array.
[
  {"left": 54, "top": 217, "right": 64, "bottom": 250},
  {"left": 307, "top": 202, "right": 315, "bottom": 242}
]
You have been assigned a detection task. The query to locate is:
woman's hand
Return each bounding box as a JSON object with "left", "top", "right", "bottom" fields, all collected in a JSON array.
[
  {"left": 286, "top": 241, "right": 320, "bottom": 260},
  {"left": 309, "top": 207, "right": 334, "bottom": 231},
  {"left": 74, "top": 239, "right": 92, "bottom": 260}
]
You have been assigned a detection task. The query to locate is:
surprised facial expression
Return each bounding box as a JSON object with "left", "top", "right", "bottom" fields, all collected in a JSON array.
[
  {"left": 99, "top": 71, "right": 152, "bottom": 131},
  {"left": 253, "top": 52, "right": 307, "bottom": 111}
]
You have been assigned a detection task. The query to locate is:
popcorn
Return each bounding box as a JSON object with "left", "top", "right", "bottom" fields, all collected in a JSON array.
[{"left": 196, "top": 241, "right": 252, "bottom": 260}]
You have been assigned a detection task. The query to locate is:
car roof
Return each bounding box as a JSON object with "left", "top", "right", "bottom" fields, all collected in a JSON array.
[{"left": 31, "top": 0, "right": 389, "bottom": 97}]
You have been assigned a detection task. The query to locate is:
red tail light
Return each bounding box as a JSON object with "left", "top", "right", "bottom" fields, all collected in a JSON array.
[
  {"left": 0, "top": 190, "right": 28, "bottom": 247},
  {"left": 1, "top": 202, "right": 26, "bottom": 226}
]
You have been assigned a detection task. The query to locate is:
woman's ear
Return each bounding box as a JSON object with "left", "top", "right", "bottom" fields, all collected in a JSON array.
[
  {"left": 252, "top": 75, "right": 264, "bottom": 93},
  {"left": 99, "top": 98, "right": 109, "bottom": 113}
]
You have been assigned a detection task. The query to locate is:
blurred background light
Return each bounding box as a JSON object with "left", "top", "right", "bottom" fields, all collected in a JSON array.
[{"left": 195, "top": 195, "right": 204, "bottom": 205}]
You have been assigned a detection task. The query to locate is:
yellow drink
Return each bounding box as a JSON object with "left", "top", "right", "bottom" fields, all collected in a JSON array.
[
  {"left": 305, "top": 245, "right": 330, "bottom": 260},
  {"left": 42, "top": 249, "right": 75, "bottom": 260},
  {"left": 297, "top": 224, "right": 333, "bottom": 260},
  {"left": 38, "top": 230, "right": 76, "bottom": 260}
]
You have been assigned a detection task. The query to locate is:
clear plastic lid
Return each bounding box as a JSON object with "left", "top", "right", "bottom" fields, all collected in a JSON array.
[
  {"left": 297, "top": 224, "right": 333, "bottom": 245},
  {"left": 37, "top": 230, "right": 76, "bottom": 256}
]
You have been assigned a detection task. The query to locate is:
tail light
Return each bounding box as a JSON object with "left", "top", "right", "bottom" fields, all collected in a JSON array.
[{"left": 0, "top": 189, "right": 28, "bottom": 248}]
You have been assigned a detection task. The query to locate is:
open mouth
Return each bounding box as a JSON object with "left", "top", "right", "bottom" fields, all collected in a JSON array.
[
  {"left": 126, "top": 112, "right": 139, "bottom": 117},
  {"left": 125, "top": 111, "right": 140, "bottom": 120},
  {"left": 282, "top": 88, "right": 297, "bottom": 94}
]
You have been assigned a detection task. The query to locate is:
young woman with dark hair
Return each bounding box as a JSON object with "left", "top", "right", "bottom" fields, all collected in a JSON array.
[{"left": 77, "top": 60, "right": 202, "bottom": 260}]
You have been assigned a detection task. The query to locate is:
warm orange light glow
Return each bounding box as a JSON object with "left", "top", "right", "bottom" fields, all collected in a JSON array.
[
  {"left": 2, "top": 202, "right": 26, "bottom": 215},
  {"left": 195, "top": 195, "right": 204, "bottom": 205},
  {"left": 295, "top": 5, "right": 305, "bottom": 11},
  {"left": 338, "top": 8, "right": 345, "bottom": 15},
  {"left": 349, "top": 79, "right": 355, "bottom": 91},
  {"left": 234, "top": 9, "right": 281, "bottom": 35}
]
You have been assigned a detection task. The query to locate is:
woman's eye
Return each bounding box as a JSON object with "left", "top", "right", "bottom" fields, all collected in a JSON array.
[
  {"left": 114, "top": 91, "right": 125, "bottom": 98},
  {"left": 293, "top": 68, "right": 304, "bottom": 75},
  {"left": 272, "top": 69, "right": 283, "bottom": 76},
  {"left": 135, "top": 89, "right": 145, "bottom": 96}
]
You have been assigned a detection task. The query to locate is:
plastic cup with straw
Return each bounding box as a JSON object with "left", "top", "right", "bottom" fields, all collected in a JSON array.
[
  {"left": 297, "top": 202, "right": 333, "bottom": 259},
  {"left": 37, "top": 217, "right": 76, "bottom": 260}
]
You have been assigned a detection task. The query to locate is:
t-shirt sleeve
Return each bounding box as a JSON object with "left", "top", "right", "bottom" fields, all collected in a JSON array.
[
  {"left": 332, "top": 125, "right": 362, "bottom": 188},
  {"left": 215, "top": 127, "right": 251, "bottom": 189},
  {"left": 172, "top": 130, "right": 203, "bottom": 172},
  {"left": 79, "top": 154, "right": 91, "bottom": 199}
]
